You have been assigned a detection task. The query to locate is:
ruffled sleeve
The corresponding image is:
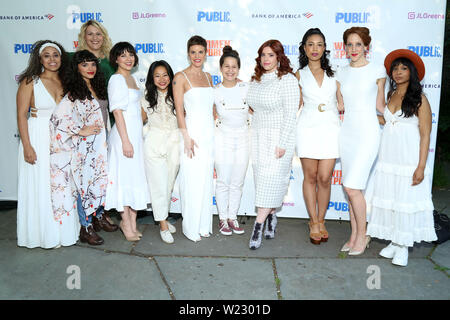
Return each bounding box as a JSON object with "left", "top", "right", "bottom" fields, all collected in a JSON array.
[{"left": 108, "top": 74, "right": 129, "bottom": 112}]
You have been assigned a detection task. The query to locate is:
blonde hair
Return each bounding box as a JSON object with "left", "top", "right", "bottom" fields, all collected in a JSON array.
[{"left": 77, "top": 20, "right": 112, "bottom": 59}]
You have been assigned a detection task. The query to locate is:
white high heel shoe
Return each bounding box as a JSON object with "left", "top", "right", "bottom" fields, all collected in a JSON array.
[{"left": 348, "top": 236, "right": 371, "bottom": 256}]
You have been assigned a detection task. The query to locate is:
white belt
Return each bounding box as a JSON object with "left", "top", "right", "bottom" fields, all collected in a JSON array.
[{"left": 30, "top": 107, "right": 53, "bottom": 118}]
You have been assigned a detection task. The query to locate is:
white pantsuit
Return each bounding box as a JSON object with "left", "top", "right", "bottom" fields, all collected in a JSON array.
[{"left": 141, "top": 91, "right": 180, "bottom": 221}]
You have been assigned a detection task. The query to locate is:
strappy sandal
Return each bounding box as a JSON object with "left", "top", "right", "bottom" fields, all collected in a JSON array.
[
  {"left": 309, "top": 221, "right": 322, "bottom": 245},
  {"left": 318, "top": 220, "right": 329, "bottom": 242}
]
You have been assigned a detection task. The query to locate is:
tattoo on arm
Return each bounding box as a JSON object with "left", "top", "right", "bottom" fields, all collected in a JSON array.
[{"left": 173, "top": 80, "right": 176, "bottom": 85}]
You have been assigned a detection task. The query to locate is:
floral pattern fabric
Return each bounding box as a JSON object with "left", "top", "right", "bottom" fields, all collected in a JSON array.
[{"left": 49, "top": 95, "right": 108, "bottom": 224}]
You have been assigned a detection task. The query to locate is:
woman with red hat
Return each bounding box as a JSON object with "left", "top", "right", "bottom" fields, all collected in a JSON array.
[{"left": 365, "top": 49, "right": 437, "bottom": 267}]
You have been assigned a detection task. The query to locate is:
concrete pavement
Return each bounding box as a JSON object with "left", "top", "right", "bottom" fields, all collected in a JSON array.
[{"left": 0, "top": 188, "right": 449, "bottom": 300}]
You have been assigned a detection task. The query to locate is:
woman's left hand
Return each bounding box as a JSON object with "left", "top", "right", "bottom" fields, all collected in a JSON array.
[
  {"left": 412, "top": 167, "right": 425, "bottom": 186},
  {"left": 275, "top": 146, "right": 286, "bottom": 159}
]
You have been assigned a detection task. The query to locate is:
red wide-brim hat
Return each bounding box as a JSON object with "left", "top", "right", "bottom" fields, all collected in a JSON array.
[{"left": 384, "top": 49, "right": 425, "bottom": 81}]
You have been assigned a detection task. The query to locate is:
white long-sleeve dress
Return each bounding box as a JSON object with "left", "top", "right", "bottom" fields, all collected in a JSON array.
[{"left": 246, "top": 71, "right": 300, "bottom": 208}]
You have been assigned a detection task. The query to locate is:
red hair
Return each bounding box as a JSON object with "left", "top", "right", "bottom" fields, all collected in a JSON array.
[
  {"left": 251, "top": 39, "right": 293, "bottom": 82},
  {"left": 343, "top": 27, "right": 371, "bottom": 46}
]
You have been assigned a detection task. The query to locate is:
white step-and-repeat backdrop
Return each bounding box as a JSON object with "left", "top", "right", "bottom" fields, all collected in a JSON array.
[{"left": 0, "top": 0, "right": 446, "bottom": 220}]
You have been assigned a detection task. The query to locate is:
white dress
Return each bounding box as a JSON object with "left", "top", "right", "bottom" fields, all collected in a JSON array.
[
  {"left": 365, "top": 107, "right": 437, "bottom": 246},
  {"left": 337, "top": 63, "right": 386, "bottom": 190},
  {"left": 296, "top": 66, "right": 340, "bottom": 159},
  {"left": 17, "top": 77, "right": 80, "bottom": 248},
  {"left": 178, "top": 72, "right": 215, "bottom": 241},
  {"left": 105, "top": 74, "right": 150, "bottom": 211},
  {"left": 246, "top": 72, "right": 300, "bottom": 208}
]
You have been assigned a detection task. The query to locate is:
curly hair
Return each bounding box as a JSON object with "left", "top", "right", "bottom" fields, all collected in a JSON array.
[
  {"left": 144, "top": 60, "right": 175, "bottom": 115},
  {"left": 77, "top": 20, "right": 112, "bottom": 59},
  {"left": 251, "top": 39, "right": 293, "bottom": 82},
  {"left": 64, "top": 50, "right": 107, "bottom": 102},
  {"left": 298, "top": 28, "right": 334, "bottom": 77},
  {"left": 17, "top": 40, "right": 69, "bottom": 85},
  {"left": 387, "top": 57, "right": 423, "bottom": 118}
]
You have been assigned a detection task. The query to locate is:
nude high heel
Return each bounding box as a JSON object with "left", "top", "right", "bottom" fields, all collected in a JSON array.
[
  {"left": 348, "top": 236, "right": 371, "bottom": 256},
  {"left": 340, "top": 243, "right": 352, "bottom": 252},
  {"left": 119, "top": 221, "right": 140, "bottom": 242}
]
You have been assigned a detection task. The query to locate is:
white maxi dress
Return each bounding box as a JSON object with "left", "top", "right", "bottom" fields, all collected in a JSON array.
[
  {"left": 365, "top": 108, "right": 437, "bottom": 246},
  {"left": 17, "top": 77, "right": 80, "bottom": 248},
  {"left": 178, "top": 72, "right": 215, "bottom": 242}
]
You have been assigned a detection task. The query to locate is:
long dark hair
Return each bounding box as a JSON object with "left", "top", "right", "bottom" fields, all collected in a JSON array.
[
  {"left": 64, "top": 50, "right": 107, "bottom": 102},
  {"left": 144, "top": 60, "right": 175, "bottom": 115},
  {"left": 387, "top": 57, "right": 423, "bottom": 118},
  {"left": 298, "top": 28, "right": 334, "bottom": 77},
  {"left": 17, "top": 40, "right": 69, "bottom": 85}
]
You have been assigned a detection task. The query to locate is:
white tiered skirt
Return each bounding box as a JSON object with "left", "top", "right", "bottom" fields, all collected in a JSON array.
[{"left": 365, "top": 162, "right": 437, "bottom": 247}]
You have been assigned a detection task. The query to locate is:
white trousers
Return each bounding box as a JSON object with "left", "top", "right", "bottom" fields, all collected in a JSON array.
[
  {"left": 214, "top": 125, "right": 249, "bottom": 220},
  {"left": 143, "top": 128, "right": 180, "bottom": 221}
]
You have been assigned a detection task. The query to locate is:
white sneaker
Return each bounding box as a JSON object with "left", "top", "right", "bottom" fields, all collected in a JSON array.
[
  {"left": 392, "top": 246, "right": 408, "bottom": 267},
  {"left": 379, "top": 242, "right": 397, "bottom": 259},
  {"left": 167, "top": 222, "right": 176, "bottom": 234},
  {"left": 160, "top": 229, "right": 174, "bottom": 244}
]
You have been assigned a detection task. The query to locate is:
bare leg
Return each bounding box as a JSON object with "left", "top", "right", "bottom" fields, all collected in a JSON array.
[
  {"left": 316, "top": 159, "right": 336, "bottom": 237},
  {"left": 343, "top": 201, "right": 357, "bottom": 248},
  {"left": 119, "top": 207, "right": 138, "bottom": 240},
  {"left": 160, "top": 220, "right": 168, "bottom": 231},
  {"left": 344, "top": 187, "right": 367, "bottom": 252},
  {"left": 300, "top": 158, "right": 321, "bottom": 238},
  {"left": 128, "top": 207, "right": 140, "bottom": 236}
]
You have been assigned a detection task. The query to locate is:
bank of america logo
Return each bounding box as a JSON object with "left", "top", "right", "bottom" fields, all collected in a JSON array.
[
  {"left": 45, "top": 14, "right": 54, "bottom": 20},
  {"left": 303, "top": 12, "right": 313, "bottom": 18}
]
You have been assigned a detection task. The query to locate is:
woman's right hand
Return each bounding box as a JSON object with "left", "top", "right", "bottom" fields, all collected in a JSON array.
[
  {"left": 79, "top": 125, "right": 102, "bottom": 137},
  {"left": 184, "top": 136, "right": 198, "bottom": 158},
  {"left": 23, "top": 145, "right": 37, "bottom": 165},
  {"left": 122, "top": 140, "right": 134, "bottom": 158}
]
